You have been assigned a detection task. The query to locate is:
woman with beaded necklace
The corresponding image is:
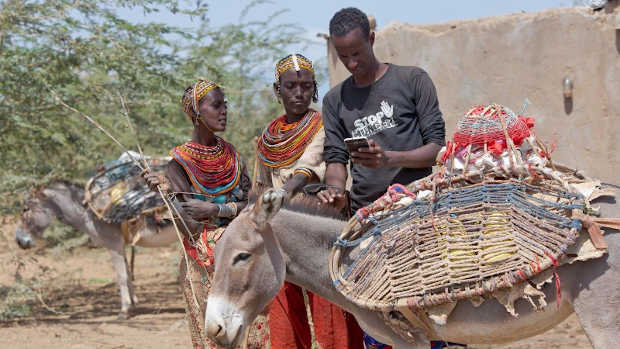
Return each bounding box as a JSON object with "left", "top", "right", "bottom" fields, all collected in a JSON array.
[
  {"left": 254, "top": 54, "right": 363, "bottom": 349},
  {"left": 143, "top": 79, "right": 269, "bottom": 349}
]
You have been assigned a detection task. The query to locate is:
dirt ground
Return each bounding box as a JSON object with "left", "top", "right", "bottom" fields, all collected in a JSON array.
[{"left": 0, "top": 217, "right": 593, "bottom": 349}]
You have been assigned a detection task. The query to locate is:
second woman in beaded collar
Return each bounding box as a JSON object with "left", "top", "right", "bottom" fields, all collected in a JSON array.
[{"left": 254, "top": 54, "right": 363, "bottom": 349}]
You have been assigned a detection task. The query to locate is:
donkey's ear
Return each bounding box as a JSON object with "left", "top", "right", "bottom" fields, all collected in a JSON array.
[{"left": 250, "top": 188, "right": 285, "bottom": 228}]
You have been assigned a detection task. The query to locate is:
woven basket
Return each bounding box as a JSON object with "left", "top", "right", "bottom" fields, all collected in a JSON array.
[
  {"left": 329, "top": 103, "right": 594, "bottom": 312},
  {"left": 84, "top": 156, "right": 169, "bottom": 223},
  {"left": 330, "top": 179, "right": 585, "bottom": 311}
]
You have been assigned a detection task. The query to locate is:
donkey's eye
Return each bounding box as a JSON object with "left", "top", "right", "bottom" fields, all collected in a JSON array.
[{"left": 233, "top": 252, "right": 252, "bottom": 265}]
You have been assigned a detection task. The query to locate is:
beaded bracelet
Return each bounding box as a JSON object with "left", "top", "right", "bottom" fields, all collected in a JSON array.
[
  {"left": 217, "top": 202, "right": 238, "bottom": 218},
  {"left": 293, "top": 168, "right": 313, "bottom": 180}
]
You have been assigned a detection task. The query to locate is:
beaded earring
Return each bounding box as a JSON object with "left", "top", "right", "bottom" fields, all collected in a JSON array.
[{"left": 275, "top": 84, "right": 282, "bottom": 104}]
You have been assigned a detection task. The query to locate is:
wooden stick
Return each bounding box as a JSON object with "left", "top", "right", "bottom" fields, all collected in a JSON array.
[
  {"left": 463, "top": 144, "right": 473, "bottom": 175},
  {"left": 119, "top": 93, "right": 149, "bottom": 170},
  {"left": 118, "top": 95, "right": 206, "bottom": 308},
  {"left": 50, "top": 89, "right": 145, "bottom": 172},
  {"left": 51, "top": 89, "right": 203, "bottom": 312}
]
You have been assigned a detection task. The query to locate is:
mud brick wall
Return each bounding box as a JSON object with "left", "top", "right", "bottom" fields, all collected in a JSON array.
[{"left": 326, "top": 5, "right": 620, "bottom": 183}]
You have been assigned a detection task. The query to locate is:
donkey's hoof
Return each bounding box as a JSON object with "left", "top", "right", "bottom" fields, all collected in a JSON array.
[{"left": 117, "top": 310, "right": 134, "bottom": 320}]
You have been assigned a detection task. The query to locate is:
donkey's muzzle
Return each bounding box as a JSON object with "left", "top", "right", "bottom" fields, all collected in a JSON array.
[
  {"left": 205, "top": 320, "right": 239, "bottom": 348},
  {"left": 15, "top": 228, "right": 34, "bottom": 249},
  {"left": 205, "top": 321, "right": 224, "bottom": 340}
]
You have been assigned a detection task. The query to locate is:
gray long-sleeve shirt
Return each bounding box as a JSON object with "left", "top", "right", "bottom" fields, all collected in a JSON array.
[{"left": 322, "top": 64, "right": 446, "bottom": 211}]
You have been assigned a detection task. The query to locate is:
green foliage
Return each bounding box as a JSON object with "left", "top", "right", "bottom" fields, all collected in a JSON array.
[
  {"left": 0, "top": 0, "right": 194, "bottom": 205},
  {"left": 182, "top": 0, "right": 306, "bottom": 170},
  {"left": 0, "top": 282, "right": 35, "bottom": 320},
  {"left": 0, "top": 0, "right": 306, "bottom": 213}
]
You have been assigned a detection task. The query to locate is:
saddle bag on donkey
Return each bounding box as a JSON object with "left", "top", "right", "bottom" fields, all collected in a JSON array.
[{"left": 83, "top": 151, "right": 171, "bottom": 243}]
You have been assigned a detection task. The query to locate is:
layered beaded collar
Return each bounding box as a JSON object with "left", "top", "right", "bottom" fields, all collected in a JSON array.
[
  {"left": 170, "top": 137, "right": 241, "bottom": 197},
  {"left": 257, "top": 109, "right": 323, "bottom": 168}
]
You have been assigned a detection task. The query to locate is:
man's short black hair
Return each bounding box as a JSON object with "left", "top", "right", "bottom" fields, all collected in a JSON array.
[{"left": 329, "top": 7, "right": 370, "bottom": 39}]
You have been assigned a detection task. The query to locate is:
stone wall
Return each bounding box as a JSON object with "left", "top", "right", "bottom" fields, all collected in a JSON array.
[{"left": 326, "top": 5, "right": 620, "bottom": 183}]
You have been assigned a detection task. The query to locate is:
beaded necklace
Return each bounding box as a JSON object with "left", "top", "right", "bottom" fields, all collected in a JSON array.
[
  {"left": 170, "top": 137, "right": 242, "bottom": 197},
  {"left": 257, "top": 109, "right": 323, "bottom": 168}
]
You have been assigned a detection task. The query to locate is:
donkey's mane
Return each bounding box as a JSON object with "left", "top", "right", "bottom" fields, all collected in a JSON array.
[
  {"left": 48, "top": 179, "right": 84, "bottom": 191},
  {"left": 284, "top": 196, "right": 347, "bottom": 221},
  {"left": 249, "top": 192, "right": 346, "bottom": 221},
  {"left": 31, "top": 179, "right": 85, "bottom": 204}
]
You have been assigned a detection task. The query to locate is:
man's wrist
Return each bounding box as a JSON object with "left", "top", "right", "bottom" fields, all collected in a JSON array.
[
  {"left": 384, "top": 150, "right": 397, "bottom": 167},
  {"left": 324, "top": 179, "right": 345, "bottom": 191},
  {"left": 324, "top": 162, "right": 347, "bottom": 190}
]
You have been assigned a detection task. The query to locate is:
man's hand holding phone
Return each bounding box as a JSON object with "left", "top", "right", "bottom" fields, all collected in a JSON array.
[
  {"left": 346, "top": 137, "right": 389, "bottom": 169},
  {"left": 344, "top": 137, "right": 370, "bottom": 154}
]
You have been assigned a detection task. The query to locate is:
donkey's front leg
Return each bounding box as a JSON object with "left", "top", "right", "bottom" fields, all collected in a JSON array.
[
  {"left": 104, "top": 235, "right": 136, "bottom": 319},
  {"left": 108, "top": 247, "right": 135, "bottom": 318}
]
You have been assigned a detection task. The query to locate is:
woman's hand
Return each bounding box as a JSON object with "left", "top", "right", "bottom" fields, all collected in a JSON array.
[
  {"left": 141, "top": 169, "right": 170, "bottom": 192},
  {"left": 179, "top": 199, "right": 219, "bottom": 221}
]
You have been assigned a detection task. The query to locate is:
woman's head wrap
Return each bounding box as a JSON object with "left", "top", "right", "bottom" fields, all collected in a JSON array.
[
  {"left": 274, "top": 54, "right": 318, "bottom": 103},
  {"left": 275, "top": 54, "right": 315, "bottom": 81},
  {"left": 182, "top": 79, "right": 218, "bottom": 121}
]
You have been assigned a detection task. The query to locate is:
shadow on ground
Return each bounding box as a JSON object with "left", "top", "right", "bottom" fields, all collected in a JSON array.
[{"left": 1, "top": 277, "right": 184, "bottom": 327}]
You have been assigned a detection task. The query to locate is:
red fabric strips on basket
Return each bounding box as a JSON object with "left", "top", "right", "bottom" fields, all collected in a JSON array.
[
  {"left": 355, "top": 184, "right": 417, "bottom": 224},
  {"left": 442, "top": 104, "right": 534, "bottom": 161}
]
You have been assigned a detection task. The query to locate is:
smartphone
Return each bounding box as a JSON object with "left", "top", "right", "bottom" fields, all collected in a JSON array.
[{"left": 344, "top": 136, "right": 370, "bottom": 154}]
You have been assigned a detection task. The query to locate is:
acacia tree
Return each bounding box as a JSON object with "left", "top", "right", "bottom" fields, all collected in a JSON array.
[
  {"left": 0, "top": 0, "right": 303, "bottom": 212},
  {"left": 182, "top": 0, "right": 306, "bottom": 168}
]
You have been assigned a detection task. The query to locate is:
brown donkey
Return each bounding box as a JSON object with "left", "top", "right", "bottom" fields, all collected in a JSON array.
[{"left": 205, "top": 189, "right": 620, "bottom": 349}]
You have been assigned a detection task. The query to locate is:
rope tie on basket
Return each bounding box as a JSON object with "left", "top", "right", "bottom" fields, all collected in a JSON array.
[
  {"left": 445, "top": 104, "right": 534, "bottom": 160},
  {"left": 340, "top": 180, "right": 584, "bottom": 247},
  {"left": 334, "top": 229, "right": 382, "bottom": 248},
  {"left": 571, "top": 209, "right": 620, "bottom": 250},
  {"left": 545, "top": 251, "right": 562, "bottom": 309}
]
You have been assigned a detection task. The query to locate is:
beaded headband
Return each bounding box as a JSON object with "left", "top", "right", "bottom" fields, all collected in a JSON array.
[
  {"left": 182, "top": 79, "right": 218, "bottom": 121},
  {"left": 275, "top": 54, "right": 314, "bottom": 82}
]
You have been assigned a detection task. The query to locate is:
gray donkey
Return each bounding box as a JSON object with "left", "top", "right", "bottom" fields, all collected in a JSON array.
[
  {"left": 14, "top": 180, "right": 178, "bottom": 318},
  {"left": 205, "top": 188, "right": 620, "bottom": 349}
]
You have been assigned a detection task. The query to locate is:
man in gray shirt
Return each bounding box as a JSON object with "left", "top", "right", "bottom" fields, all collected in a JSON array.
[
  {"left": 318, "top": 7, "right": 460, "bottom": 349},
  {"left": 318, "top": 7, "right": 446, "bottom": 213}
]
